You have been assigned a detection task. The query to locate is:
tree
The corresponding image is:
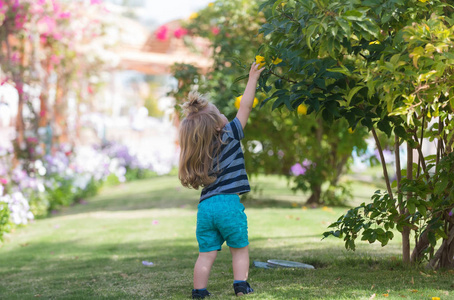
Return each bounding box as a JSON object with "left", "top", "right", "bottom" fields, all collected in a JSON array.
[
  {"left": 170, "top": 0, "right": 369, "bottom": 205},
  {"left": 0, "top": 0, "right": 114, "bottom": 162},
  {"left": 257, "top": 0, "right": 454, "bottom": 268}
]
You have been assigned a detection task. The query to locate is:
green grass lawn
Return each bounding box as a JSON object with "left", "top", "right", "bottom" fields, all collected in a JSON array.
[{"left": 0, "top": 176, "right": 452, "bottom": 299}]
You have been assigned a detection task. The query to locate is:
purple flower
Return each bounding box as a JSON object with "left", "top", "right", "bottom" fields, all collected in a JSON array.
[{"left": 290, "top": 163, "right": 306, "bottom": 176}]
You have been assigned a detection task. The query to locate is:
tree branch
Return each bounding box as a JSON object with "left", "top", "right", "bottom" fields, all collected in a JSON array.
[
  {"left": 371, "top": 127, "right": 394, "bottom": 200},
  {"left": 267, "top": 69, "right": 298, "bottom": 84}
]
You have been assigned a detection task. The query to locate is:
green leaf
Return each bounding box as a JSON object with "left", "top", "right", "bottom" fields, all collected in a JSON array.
[
  {"left": 343, "top": 10, "right": 364, "bottom": 21},
  {"left": 306, "top": 24, "right": 318, "bottom": 51},
  {"left": 394, "top": 125, "right": 407, "bottom": 139},
  {"left": 232, "top": 74, "right": 249, "bottom": 85},
  {"left": 337, "top": 17, "right": 351, "bottom": 37},
  {"left": 434, "top": 179, "right": 449, "bottom": 195},
  {"left": 346, "top": 85, "right": 365, "bottom": 105},
  {"left": 417, "top": 205, "right": 427, "bottom": 217},
  {"left": 407, "top": 202, "right": 416, "bottom": 214}
]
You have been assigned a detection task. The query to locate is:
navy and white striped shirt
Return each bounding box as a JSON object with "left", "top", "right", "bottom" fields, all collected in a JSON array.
[{"left": 200, "top": 117, "right": 250, "bottom": 202}]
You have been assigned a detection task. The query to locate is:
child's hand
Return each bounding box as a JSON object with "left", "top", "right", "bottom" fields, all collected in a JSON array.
[{"left": 249, "top": 62, "right": 265, "bottom": 82}]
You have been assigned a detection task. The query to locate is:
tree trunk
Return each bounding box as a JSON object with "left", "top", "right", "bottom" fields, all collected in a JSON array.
[
  {"left": 428, "top": 223, "right": 454, "bottom": 269},
  {"left": 402, "top": 142, "right": 413, "bottom": 264},
  {"left": 306, "top": 184, "right": 322, "bottom": 205}
]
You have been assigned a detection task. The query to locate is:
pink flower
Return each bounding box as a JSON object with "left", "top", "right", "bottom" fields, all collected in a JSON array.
[
  {"left": 290, "top": 163, "right": 306, "bottom": 176},
  {"left": 40, "top": 109, "right": 46, "bottom": 117},
  {"left": 0, "top": 178, "right": 8, "bottom": 185},
  {"left": 90, "top": 0, "right": 102, "bottom": 4},
  {"left": 14, "top": 13, "right": 26, "bottom": 30},
  {"left": 155, "top": 25, "right": 168, "bottom": 41},
  {"left": 50, "top": 54, "right": 61, "bottom": 64},
  {"left": 37, "top": 16, "right": 56, "bottom": 35},
  {"left": 11, "top": 52, "right": 20, "bottom": 63},
  {"left": 211, "top": 26, "right": 220, "bottom": 35},
  {"left": 58, "top": 12, "right": 71, "bottom": 19},
  {"left": 174, "top": 27, "right": 188, "bottom": 39},
  {"left": 152, "top": 220, "right": 159, "bottom": 225},
  {"left": 26, "top": 137, "right": 38, "bottom": 143}
]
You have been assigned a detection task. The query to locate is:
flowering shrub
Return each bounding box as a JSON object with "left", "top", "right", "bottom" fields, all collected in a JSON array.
[{"left": 0, "top": 140, "right": 163, "bottom": 243}]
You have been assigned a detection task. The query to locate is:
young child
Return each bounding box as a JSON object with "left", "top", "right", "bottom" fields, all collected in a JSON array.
[{"left": 178, "top": 62, "right": 264, "bottom": 298}]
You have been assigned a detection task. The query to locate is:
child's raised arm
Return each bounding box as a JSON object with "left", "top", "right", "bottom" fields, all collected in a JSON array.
[{"left": 236, "top": 62, "right": 265, "bottom": 129}]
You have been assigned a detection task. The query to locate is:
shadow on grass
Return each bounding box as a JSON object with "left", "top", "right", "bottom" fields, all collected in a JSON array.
[{"left": 53, "top": 177, "right": 314, "bottom": 217}]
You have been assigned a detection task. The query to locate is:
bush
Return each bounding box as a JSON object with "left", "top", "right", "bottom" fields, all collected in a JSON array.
[{"left": 0, "top": 201, "right": 11, "bottom": 242}]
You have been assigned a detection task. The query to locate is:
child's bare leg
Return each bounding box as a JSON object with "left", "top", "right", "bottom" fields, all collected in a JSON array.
[
  {"left": 229, "top": 246, "right": 249, "bottom": 280},
  {"left": 194, "top": 250, "right": 218, "bottom": 289}
]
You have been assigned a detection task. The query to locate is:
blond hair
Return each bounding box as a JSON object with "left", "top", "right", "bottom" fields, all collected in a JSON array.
[{"left": 178, "top": 91, "right": 224, "bottom": 189}]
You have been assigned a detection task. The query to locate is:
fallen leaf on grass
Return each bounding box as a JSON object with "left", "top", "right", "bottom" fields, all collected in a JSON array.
[
  {"left": 420, "top": 271, "right": 431, "bottom": 277},
  {"left": 410, "top": 289, "right": 418, "bottom": 293},
  {"left": 120, "top": 273, "right": 128, "bottom": 279},
  {"left": 369, "top": 293, "right": 376, "bottom": 299},
  {"left": 411, "top": 277, "right": 414, "bottom": 284},
  {"left": 370, "top": 284, "right": 375, "bottom": 290},
  {"left": 383, "top": 293, "right": 389, "bottom": 297},
  {"left": 20, "top": 243, "right": 29, "bottom": 247}
]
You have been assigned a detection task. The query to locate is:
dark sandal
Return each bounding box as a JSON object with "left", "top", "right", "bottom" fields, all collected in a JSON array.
[
  {"left": 233, "top": 281, "right": 254, "bottom": 296},
  {"left": 192, "top": 289, "right": 211, "bottom": 299}
]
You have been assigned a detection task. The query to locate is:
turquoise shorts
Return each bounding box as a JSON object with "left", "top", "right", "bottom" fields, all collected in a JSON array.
[{"left": 196, "top": 194, "right": 249, "bottom": 252}]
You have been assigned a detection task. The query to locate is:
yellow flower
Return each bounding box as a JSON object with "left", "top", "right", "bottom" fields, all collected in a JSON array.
[
  {"left": 348, "top": 127, "right": 355, "bottom": 134},
  {"left": 189, "top": 12, "right": 199, "bottom": 20},
  {"left": 419, "top": 0, "right": 428, "bottom": 2},
  {"left": 431, "top": 297, "right": 440, "bottom": 300},
  {"left": 297, "top": 104, "right": 307, "bottom": 115},
  {"left": 235, "top": 95, "right": 258, "bottom": 109},
  {"left": 291, "top": 202, "right": 298, "bottom": 207},
  {"left": 272, "top": 57, "right": 283, "bottom": 65},
  {"left": 383, "top": 293, "right": 389, "bottom": 297},
  {"left": 281, "top": 2, "right": 286, "bottom": 7},
  {"left": 255, "top": 55, "right": 266, "bottom": 68},
  {"left": 208, "top": 2, "right": 214, "bottom": 7},
  {"left": 302, "top": 206, "right": 307, "bottom": 210},
  {"left": 369, "top": 40, "right": 380, "bottom": 45}
]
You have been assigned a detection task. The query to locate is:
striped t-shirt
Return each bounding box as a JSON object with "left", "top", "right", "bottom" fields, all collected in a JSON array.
[{"left": 200, "top": 117, "right": 250, "bottom": 202}]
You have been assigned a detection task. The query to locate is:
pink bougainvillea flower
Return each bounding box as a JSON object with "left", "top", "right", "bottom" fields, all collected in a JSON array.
[
  {"left": 90, "top": 0, "right": 102, "bottom": 4},
  {"left": 155, "top": 25, "right": 168, "bottom": 41},
  {"left": 51, "top": 54, "right": 61, "bottom": 64},
  {"left": 14, "top": 13, "right": 27, "bottom": 30},
  {"left": 58, "top": 12, "right": 71, "bottom": 19},
  {"left": 211, "top": 26, "right": 220, "bottom": 35},
  {"left": 173, "top": 27, "right": 188, "bottom": 39},
  {"left": 11, "top": 52, "right": 20, "bottom": 63},
  {"left": 37, "top": 16, "right": 56, "bottom": 35}
]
